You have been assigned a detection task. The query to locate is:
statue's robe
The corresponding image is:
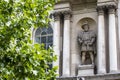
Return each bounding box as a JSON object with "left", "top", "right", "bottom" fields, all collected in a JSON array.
[{"left": 78, "top": 31, "right": 96, "bottom": 53}]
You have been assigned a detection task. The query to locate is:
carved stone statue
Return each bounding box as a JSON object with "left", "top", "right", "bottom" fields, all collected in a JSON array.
[{"left": 78, "top": 23, "right": 96, "bottom": 65}]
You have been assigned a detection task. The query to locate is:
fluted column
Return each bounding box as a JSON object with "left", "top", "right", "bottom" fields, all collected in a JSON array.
[
  {"left": 108, "top": 7, "right": 118, "bottom": 72},
  {"left": 62, "top": 11, "right": 71, "bottom": 76},
  {"left": 97, "top": 7, "right": 106, "bottom": 74},
  {"left": 53, "top": 12, "right": 61, "bottom": 75}
]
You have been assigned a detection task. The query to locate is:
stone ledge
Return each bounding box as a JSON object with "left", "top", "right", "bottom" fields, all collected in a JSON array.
[
  {"left": 57, "top": 73, "right": 120, "bottom": 80},
  {"left": 56, "top": 76, "right": 77, "bottom": 80},
  {"left": 79, "top": 72, "right": 120, "bottom": 80},
  {"left": 78, "top": 65, "right": 94, "bottom": 76},
  {"left": 78, "top": 65, "right": 94, "bottom": 70}
]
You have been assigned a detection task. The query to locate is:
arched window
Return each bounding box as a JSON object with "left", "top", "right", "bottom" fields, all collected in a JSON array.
[
  {"left": 35, "top": 27, "right": 53, "bottom": 49},
  {"left": 35, "top": 27, "right": 53, "bottom": 69}
]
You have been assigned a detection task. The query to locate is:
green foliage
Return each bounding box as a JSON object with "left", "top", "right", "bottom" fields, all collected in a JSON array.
[{"left": 0, "top": 0, "right": 58, "bottom": 80}]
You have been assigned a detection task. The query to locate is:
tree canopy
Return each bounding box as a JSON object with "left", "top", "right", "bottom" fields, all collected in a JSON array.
[{"left": 0, "top": 0, "right": 57, "bottom": 80}]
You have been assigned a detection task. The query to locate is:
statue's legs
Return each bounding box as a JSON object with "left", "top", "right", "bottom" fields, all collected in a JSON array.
[
  {"left": 89, "top": 52, "right": 94, "bottom": 64},
  {"left": 81, "top": 52, "right": 86, "bottom": 65}
]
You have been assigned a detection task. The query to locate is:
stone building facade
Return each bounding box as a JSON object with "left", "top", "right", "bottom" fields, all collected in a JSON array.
[
  {"left": 52, "top": 0, "right": 120, "bottom": 80},
  {"left": 33, "top": 0, "right": 120, "bottom": 80}
]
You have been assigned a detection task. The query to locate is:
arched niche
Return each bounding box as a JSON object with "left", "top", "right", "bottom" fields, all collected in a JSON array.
[
  {"left": 75, "top": 17, "right": 97, "bottom": 65},
  {"left": 76, "top": 17, "right": 97, "bottom": 34}
]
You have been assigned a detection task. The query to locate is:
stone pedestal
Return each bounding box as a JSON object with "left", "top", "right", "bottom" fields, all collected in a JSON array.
[{"left": 78, "top": 65, "right": 94, "bottom": 76}]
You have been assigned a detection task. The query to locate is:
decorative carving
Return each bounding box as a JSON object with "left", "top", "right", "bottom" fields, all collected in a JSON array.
[
  {"left": 97, "top": 2, "right": 117, "bottom": 15},
  {"left": 97, "top": 6, "right": 104, "bottom": 15},
  {"left": 97, "top": 1, "right": 117, "bottom": 10},
  {"left": 78, "top": 22, "right": 96, "bottom": 65},
  {"left": 52, "top": 10, "right": 72, "bottom": 21},
  {"left": 63, "top": 10, "right": 72, "bottom": 20},
  {"left": 97, "top": 1, "right": 117, "bottom": 8},
  {"left": 97, "top": 5, "right": 105, "bottom": 11},
  {"left": 108, "top": 8, "right": 116, "bottom": 14},
  {"left": 107, "top": 4, "right": 117, "bottom": 9},
  {"left": 52, "top": 12, "right": 61, "bottom": 21},
  {"left": 107, "top": 4, "right": 116, "bottom": 14}
]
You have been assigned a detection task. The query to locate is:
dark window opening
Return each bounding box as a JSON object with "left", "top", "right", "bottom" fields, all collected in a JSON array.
[{"left": 35, "top": 26, "right": 53, "bottom": 70}]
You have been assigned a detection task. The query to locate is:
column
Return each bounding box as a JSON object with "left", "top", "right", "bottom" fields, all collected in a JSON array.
[
  {"left": 62, "top": 11, "right": 71, "bottom": 76},
  {"left": 118, "top": 1, "right": 120, "bottom": 48},
  {"left": 118, "top": 0, "right": 120, "bottom": 70},
  {"left": 97, "top": 7, "right": 106, "bottom": 74},
  {"left": 108, "top": 7, "right": 118, "bottom": 72},
  {"left": 53, "top": 12, "right": 61, "bottom": 75}
]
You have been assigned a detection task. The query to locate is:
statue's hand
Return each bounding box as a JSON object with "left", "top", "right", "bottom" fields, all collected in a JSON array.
[
  {"left": 88, "top": 42, "right": 92, "bottom": 46},
  {"left": 78, "top": 39, "right": 83, "bottom": 43},
  {"left": 84, "top": 42, "right": 87, "bottom": 45}
]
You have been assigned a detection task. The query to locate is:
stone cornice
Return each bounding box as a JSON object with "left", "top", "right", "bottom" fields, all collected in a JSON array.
[
  {"left": 97, "top": 1, "right": 117, "bottom": 7},
  {"left": 53, "top": 9, "right": 72, "bottom": 14}
]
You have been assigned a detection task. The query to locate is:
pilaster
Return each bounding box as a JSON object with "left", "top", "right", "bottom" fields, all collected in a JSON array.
[
  {"left": 108, "top": 6, "right": 118, "bottom": 72},
  {"left": 97, "top": 6, "right": 107, "bottom": 74},
  {"left": 53, "top": 12, "right": 61, "bottom": 76},
  {"left": 62, "top": 10, "right": 71, "bottom": 76}
]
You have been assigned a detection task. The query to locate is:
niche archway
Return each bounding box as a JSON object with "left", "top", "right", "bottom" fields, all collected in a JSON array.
[{"left": 75, "top": 17, "right": 97, "bottom": 65}]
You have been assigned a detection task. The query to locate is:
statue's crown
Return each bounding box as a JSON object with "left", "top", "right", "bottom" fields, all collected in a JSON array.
[
  {"left": 81, "top": 21, "right": 89, "bottom": 29},
  {"left": 82, "top": 21, "right": 88, "bottom": 25}
]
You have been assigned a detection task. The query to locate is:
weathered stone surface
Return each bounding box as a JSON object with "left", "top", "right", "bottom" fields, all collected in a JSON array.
[
  {"left": 56, "top": 76, "right": 77, "bottom": 80},
  {"left": 82, "top": 73, "right": 120, "bottom": 80},
  {"left": 62, "top": 10, "right": 71, "bottom": 76},
  {"left": 78, "top": 65, "right": 94, "bottom": 76},
  {"left": 57, "top": 73, "right": 120, "bottom": 80},
  {"left": 97, "top": 7, "right": 106, "bottom": 74},
  {"left": 53, "top": 0, "right": 120, "bottom": 78}
]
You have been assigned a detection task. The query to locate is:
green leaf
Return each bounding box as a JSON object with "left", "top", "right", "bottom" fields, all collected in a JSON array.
[{"left": 0, "top": 0, "right": 58, "bottom": 79}]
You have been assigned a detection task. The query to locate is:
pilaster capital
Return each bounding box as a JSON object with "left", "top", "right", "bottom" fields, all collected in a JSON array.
[
  {"left": 52, "top": 10, "right": 72, "bottom": 20},
  {"left": 63, "top": 10, "right": 72, "bottom": 20},
  {"left": 97, "top": 6, "right": 105, "bottom": 15},
  {"left": 108, "top": 8, "right": 116, "bottom": 14},
  {"left": 97, "top": 1, "right": 117, "bottom": 8},
  {"left": 107, "top": 5, "right": 116, "bottom": 14},
  {"left": 97, "top": 2, "right": 117, "bottom": 14},
  {"left": 52, "top": 12, "right": 61, "bottom": 21}
]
